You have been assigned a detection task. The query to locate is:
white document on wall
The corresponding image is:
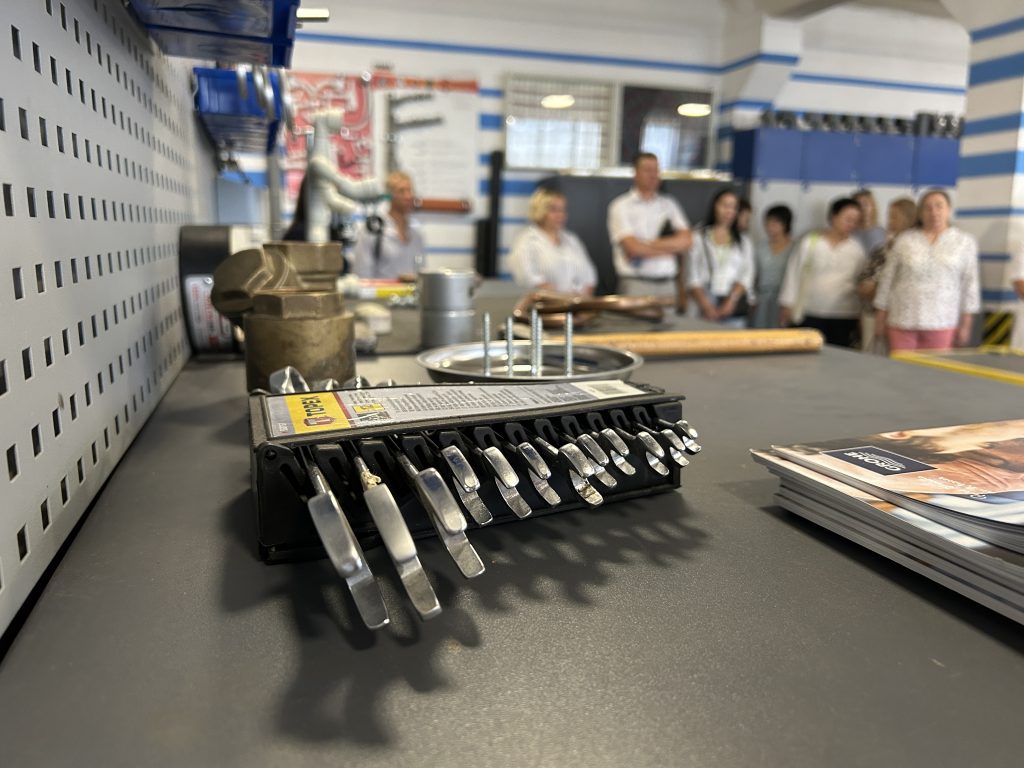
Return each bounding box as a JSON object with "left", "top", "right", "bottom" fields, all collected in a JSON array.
[{"left": 372, "top": 85, "right": 479, "bottom": 207}]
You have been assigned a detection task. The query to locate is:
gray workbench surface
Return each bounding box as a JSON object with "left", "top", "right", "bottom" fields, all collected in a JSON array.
[{"left": 1, "top": 345, "right": 1022, "bottom": 768}]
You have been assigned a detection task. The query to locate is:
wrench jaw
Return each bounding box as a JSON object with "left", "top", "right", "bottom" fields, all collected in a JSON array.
[
  {"left": 569, "top": 469, "right": 604, "bottom": 507},
  {"left": 594, "top": 428, "right": 636, "bottom": 477},
  {"left": 656, "top": 429, "right": 691, "bottom": 468},
  {"left": 574, "top": 434, "right": 618, "bottom": 490},
  {"left": 439, "top": 445, "right": 493, "bottom": 526},
  {"left": 300, "top": 450, "right": 390, "bottom": 630},
  {"left": 661, "top": 419, "right": 702, "bottom": 454},
  {"left": 480, "top": 444, "right": 534, "bottom": 519},
  {"left": 508, "top": 441, "right": 562, "bottom": 507},
  {"left": 356, "top": 456, "right": 442, "bottom": 621},
  {"left": 394, "top": 451, "right": 485, "bottom": 580},
  {"left": 618, "top": 427, "right": 670, "bottom": 477}
]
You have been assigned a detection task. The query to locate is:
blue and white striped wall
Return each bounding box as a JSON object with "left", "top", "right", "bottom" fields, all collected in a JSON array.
[
  {"left": 949, "top": 7, "right": 1024, "bottom": 307},
  {"left": 223, "top": 0, "right": 1023, "bottom": 306},
  {"left": 716, "top": 5, "right": 968, "bottom": 173}
]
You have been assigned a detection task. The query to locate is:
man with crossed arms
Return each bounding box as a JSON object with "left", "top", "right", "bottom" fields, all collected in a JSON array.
[{"left": 607, "top": 152, "right": 693, "bottom": 307}]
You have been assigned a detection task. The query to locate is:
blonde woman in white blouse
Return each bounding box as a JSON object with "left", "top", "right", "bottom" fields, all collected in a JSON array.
[
  {"left": 509, "top": 189, "right": 597, "bottom": 295},
  {"left": 874, "top": 189, "right": 980, "bottom": 352},
  {"left": 686, "top": 188, "right": 754, "bottom": 327}
]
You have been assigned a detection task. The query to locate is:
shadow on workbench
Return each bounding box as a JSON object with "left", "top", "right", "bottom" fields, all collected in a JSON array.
[{"left": 219, "top": 489, "right": 706, "bottom": 745}]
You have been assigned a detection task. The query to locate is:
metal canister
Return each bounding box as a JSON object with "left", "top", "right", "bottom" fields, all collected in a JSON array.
[
  {"left": 418, "top": 268, "right": 477, "bottom": 349},
  {"left": 243, "top": 289, "right": 355, "bottom": 391},
  {"left": 418, "top": 268, "right": 476, "bottom": 311}
]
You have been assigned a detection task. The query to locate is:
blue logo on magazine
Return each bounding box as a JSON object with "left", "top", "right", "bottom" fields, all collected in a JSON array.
[{"left": 823, "top": 446, "right": 935, "bottom": 476}]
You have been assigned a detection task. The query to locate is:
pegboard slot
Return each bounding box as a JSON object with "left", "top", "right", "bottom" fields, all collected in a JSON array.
[
  {"left": 17, "top": 527, "right": 28, "bottom": 561},
  {"left": 6, "top": 445, "right": 17, "bottom": 480},
  {"left": 40, "top": 499, "right": 50, "bottom": 530}
]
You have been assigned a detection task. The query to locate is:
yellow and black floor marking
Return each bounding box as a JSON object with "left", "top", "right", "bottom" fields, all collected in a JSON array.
[{"left": 982, "top": 311, "right": 1016, "bottom": 347}]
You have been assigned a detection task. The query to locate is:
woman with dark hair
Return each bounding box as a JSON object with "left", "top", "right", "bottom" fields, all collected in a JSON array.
[
  {"left": 736, "top": 198, "right": 753, "bottom": 235},
  {"left": 778, "top": 197, "right": 867, "bottom": 347},
  {"left": 686, "top": 188, "right": 754, "bottom": 327},
  {"left": 852, "top": 188, "right": 887, "bottom": 256},
  {"left": 874, "top": 188, "right": 980, "bottom": 352},
  {"left": 751, "top": 204, "right": 794, "bottom": 328}
]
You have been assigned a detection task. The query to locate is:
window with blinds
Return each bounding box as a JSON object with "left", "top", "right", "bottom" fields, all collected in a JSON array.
[{"left": 504, "top": 75, "right": 615, "bottom": 170}]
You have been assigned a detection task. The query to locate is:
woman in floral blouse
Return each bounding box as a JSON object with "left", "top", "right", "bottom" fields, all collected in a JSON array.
[{"left": 873, "top": 189, "right": 980, "bottom": 352}]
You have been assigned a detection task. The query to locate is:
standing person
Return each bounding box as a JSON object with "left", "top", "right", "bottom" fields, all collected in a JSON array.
[
  {"left": 607, "top": 153, "right": 693, "bottom": 304},
  {"left": 857, "top": 197, "right": 917, "bottom": 349},
  {"left": 686, "top": 188, "right": 754, "bottom": 328},
  {"left": 352, "top": 171, "right": 425, "bottom": 279},
  {"left": 778, "top": 198, "right": 867, "bottom": 348},
  {"left": 751, "top": 205, "right": 795, "bottom": 329},
  {"left": 736, "top": 198, "right": 753, "bottom": 236},
  {"left": 509, "top": 188, "right": 597, "bottom": 295},
  {"left": 874, "top": 189, "right": 980, "bottom": 352},
  {"left": 853, "top": 188, "right": 886, "bottom": 257}
]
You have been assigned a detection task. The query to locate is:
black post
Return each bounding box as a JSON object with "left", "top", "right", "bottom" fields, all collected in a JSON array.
[{"left": 476, "top": 150, "right": 504, "bottom": 276}]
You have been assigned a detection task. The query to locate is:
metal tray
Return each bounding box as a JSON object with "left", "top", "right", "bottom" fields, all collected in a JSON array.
[{"left": 416, "top": 340, "right": 643, "bottom": 383}]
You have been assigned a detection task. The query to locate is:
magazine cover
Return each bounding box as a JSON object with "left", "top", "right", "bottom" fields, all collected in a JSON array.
[
  {"left": 751, "top": 450, "right": 1024, "bottom": 577},
  {"left": 769, "top": 420, "right": 1024, "bottom": 530},
  {"left": 751, "top": 450, "right": 1024, "bottom": 623}
]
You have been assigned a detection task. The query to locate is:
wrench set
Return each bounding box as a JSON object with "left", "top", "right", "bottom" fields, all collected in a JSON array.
[{"left": 249, "top": 376, "right": 699, "bottom": 628}]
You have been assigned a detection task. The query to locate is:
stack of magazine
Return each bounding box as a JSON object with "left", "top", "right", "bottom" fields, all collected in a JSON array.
[{"left": 752, "top": 420, "right": 1024, "bottom": 624}]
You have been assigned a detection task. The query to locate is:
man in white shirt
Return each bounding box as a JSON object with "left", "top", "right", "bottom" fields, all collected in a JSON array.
[
  {"left": 352, "top": 171, "right": 425, "bottom": 279},
  {"left": 607, "top": 153, "right": 693, "bottom": 302}
]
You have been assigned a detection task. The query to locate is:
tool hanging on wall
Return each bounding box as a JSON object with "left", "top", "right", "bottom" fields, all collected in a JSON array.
[
  {"left": 384, "top": 92, "right": 443, "bottom": 173},
  {"left": 251, "top": 373, "right": 699, "bottom": 629}
]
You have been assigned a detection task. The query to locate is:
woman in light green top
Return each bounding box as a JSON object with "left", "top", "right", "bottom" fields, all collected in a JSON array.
[{"left": 751, "top": 205, "right": 794, "bottom": 328}]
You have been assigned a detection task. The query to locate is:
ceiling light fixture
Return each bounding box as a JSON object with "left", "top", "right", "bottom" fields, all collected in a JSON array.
[
  {"left": 541, "top": 94, "right": 575, "bottom": 109},
  {"left": 677, "top": 102, "right": 712, "bottom": 117}
]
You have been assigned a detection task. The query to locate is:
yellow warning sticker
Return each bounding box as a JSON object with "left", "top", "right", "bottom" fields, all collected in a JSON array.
[{"left": 282, "top": 392, "right": 351, "bottom": 435}]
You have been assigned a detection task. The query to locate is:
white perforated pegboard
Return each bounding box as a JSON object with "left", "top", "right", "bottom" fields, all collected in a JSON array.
[{"left": 0, "top": 0, "right": 216, "bottom": 634}]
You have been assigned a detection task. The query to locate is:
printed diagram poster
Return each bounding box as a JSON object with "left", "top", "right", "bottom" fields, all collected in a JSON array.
[
  {"left": 284, "top": 72, "right": 373, "bottom": 204},
  {"left": 282, "top": 70, "right": 478, "bottom": 209}
]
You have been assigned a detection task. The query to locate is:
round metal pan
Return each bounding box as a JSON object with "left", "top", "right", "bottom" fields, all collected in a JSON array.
[{"left": 416, "top": 340, "right": 643, "bottom": 383}]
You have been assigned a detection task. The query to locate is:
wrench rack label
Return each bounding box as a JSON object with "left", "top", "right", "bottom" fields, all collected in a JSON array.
[{"left": 265, "top": 380, "right": 646, "bottom": 438}]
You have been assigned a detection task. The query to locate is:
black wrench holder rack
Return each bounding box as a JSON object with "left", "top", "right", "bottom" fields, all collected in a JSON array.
[{"left": 249, "top": 382, "right": 693, "bottom": 564}]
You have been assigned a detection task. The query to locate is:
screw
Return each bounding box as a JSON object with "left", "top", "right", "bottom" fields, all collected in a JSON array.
[
  {"left": 564, "top": 311, "right": 574, "bottom": 377},
  {"left": 506, "top": 316, "right": 515, "bottom": 377},
  {"left": 482, "top": 312, "right": 491, "bottom": 376}
]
